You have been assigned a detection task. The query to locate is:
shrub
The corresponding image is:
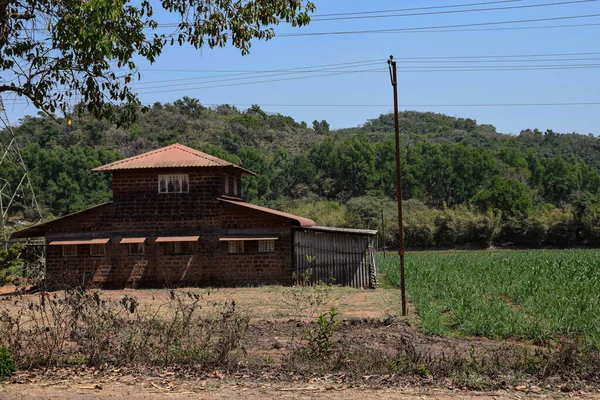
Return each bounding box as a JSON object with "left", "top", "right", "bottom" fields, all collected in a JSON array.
[
  {"left": 0, "top": 290, "right": 249, "bottom": 368},
  {"left": 0, "top": 243, "right": 26, "bottom": 286},
  {"left": 0, "top": 347, "right": 16, "bottom": 377},
  {"left": 403, "top": 199, "right": 436, "bottom": 248},
  {"left": 302, "top": 307, "right": 340, "bottom": 361}
]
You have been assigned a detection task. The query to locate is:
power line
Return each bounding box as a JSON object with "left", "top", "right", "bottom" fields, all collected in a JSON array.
[
  {"left": 134, "top": 52, "right": 600, "bottom": 74},
  {"left": 390, "top": 51, "right": 600, "bottom": 60},
  {"left": 277, "top": 13, "right": 600, "bottom": 37},
  {"left": 3, "top": 62, "right": 600, "bottom": 104},
  {"left": 130, "top": 62, "right": 600, "bottom": 90},
  {"left": 203, "top": 102, "right": 600, "bottom": 108},
  {"left": 132, "top": 58, "right": 600, "bottom": 85},
  {"left": 131, "top": 59, "right": 600, "bottom": 87},
  {"left": 309, "top": 0, "right": 522, "bottom": 17},
  {"left": 131, "top": 60, "right": 385, "bottom": 85},
  {"left": 376, "top": 21, "right": 600, "bottom": 34},
  {"left": 153, "top": 0, "right": 596, "bottom": 26},
  {"left": 136, "top": 68, "right": 389, "bottom": 94},
  {"left": 309, "top": 0, "right": 598, "bottom": 22},
  {"left": 153, "top": 0, "right": 525, "bottom": 28},
  {"left": 5, "top": 98, "right": 600, "bottom": 108}
]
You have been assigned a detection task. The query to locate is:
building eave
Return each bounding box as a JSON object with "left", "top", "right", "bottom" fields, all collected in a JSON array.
[
  {"left": 219, "top": 198, "right": 316, "bottom": 227},
  {"left": 10, "top": 203, "right": 111, "bottom": 239}
]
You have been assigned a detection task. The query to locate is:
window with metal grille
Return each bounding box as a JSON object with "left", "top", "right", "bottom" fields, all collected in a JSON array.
[
  {"left": 129, "top": 243, "right": 144, "bottom": 255},
  {"left": 90, "top": 244, "right": 105, "bottom": 256},
  {"left": 228, "top": 241, "right": 244, "bottom": 254},
  {"left": 258, "top": 240, "right": 275, "bottom": 253},
  {"left": 62, "top": 245, "right": 77, "bottom": 257},
  {"left": 164, "top": 241, "right": 194, "bottom": 255},
  {"left": 158, "top": 174, "right": 189, "bottom": 193}
]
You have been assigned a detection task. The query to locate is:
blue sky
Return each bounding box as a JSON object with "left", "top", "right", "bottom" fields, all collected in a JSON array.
[{"left": 5, "top": 0, "right": 600, "bottom": 135}]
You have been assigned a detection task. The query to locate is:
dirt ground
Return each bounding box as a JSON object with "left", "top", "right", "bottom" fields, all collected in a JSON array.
[
  {"left": 0, "top": 284, "right": 401, "bottom": 320},
  {"left": 0, "top": 286, "right": 598, "bottom": 399},
  {"left": 2, "top": 381, "right": 600, "bottom": 400}
]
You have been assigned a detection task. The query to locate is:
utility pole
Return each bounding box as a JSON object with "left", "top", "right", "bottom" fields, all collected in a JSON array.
[
  {"left": 381, "top": 209, "right": 386, "bottom": 259},
  {"left": 388, "top": 55, "right": 407, "bottom": 317}
]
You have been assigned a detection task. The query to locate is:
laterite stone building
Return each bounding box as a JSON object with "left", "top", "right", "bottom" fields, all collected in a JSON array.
[{"left": 13, "top": 144, "right": 377, "bottom": 289}]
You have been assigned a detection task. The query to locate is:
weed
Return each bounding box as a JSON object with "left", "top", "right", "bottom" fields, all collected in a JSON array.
[{"left": 0, "top": 347, "right": 16, "bottom": 377}]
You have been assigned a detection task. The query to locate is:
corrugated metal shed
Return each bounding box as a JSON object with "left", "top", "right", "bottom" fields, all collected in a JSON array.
[
  {"left": 92, "top": 143, "right": 256, "bottom": 175},
  {"left": 293, "top": 227, "right": 377, "bottom": 289}
]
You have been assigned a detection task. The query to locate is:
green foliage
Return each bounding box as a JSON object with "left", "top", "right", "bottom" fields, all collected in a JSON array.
[
  {"left": 378, "top": 249, "right": 600, "bottom": 348},
  {"left": 0, "top": 347, "right": 16, "bottom": 378},
  {"left": 472, "top": 176, "right": 532, "bottom": 217},
  {"left": 302, "top": 307, "right": 340, "bottom": 361},
  {"left": 5, "top": 104, "right": 600, "bottom": 249},
  {"left": 0, "top": 243, "right": 25, "bottom": 287},
  {"left": 1, "top": 0, "right": 314, "bottom": 124}
]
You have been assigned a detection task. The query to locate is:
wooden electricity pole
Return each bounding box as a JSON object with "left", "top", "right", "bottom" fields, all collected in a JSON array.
[
  {"left": 381, "top": 209, "right": 386, "bottom": 259},
  {"left": 388, "top": 55, "right": 407, "bottom": 316}
]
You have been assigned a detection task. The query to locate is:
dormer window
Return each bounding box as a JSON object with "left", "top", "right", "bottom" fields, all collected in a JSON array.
[
  {"left": 233, "top": 177, "right": 238, "bottom": 196},
  {"left": 158, "top": 174, "right": 189, "bottom": 193}
]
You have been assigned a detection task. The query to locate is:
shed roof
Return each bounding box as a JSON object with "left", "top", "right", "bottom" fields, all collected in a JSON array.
[
  {"left": 298, "top": 226, "right": 378, "bottom": 236},
  {"left": 92, "top": 143, "right": 256, "bottom": 175},
  {"left": 10, "top": 203, "right": 111, "bottom": 239},
  {"left": 219, "top": 198, "right": 316, "bottom": 227}
]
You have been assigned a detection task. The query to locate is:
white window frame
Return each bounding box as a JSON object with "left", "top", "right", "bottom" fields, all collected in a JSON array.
[
  {"left": 228, "top": 241, "right": 244, "bottom": 254},
  {"left": 158, "top": 174, "right": 189, "bottom": 194},
  {"left": 90, "top": 243, "right": 106, "bottom": 257},
  {"left": 62, "top": 245, "right": 77, "bottom": 257},
  {"left": 258, "top": 240, "right": 275, "bottom": 253},
  {"left": 224, "top": 175, "right": 229, "bottom": 194},
  {"left": 129, "top": 242, "right": 145, "bottom": 255}
]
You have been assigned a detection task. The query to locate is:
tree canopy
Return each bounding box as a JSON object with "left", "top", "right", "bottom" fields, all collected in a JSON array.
[
  {"left": 3, "top": 102, "right": 600, "bottom": 248},
  {"left": 0, "top": 0, "right": 314, "bottom": 124}
]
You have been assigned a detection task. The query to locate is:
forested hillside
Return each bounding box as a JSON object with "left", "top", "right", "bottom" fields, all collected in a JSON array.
[{"left": 4, "top": 97, "right": 600, "bottom": 248}]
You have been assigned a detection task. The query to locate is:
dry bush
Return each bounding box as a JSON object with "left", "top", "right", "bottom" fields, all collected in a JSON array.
[{"left": 0, "top": 290, "right": 248, "bottom": 369}]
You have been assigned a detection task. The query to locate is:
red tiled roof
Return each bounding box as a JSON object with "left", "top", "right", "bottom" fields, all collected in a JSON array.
[
  {"left": 92, "top": 143, "right": 256, "bottom": 175},
  {"left": 219, "top": 198, "right": 316, "bottom": 227}
]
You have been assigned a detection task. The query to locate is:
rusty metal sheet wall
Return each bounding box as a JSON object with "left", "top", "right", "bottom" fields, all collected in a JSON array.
[{"left": 293, "top": 229, "right": 377, "bottom": 289}]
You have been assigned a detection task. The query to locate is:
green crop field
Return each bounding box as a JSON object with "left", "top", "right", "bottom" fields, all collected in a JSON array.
[{"left": 377, "top": 249, "right": 600, "bottom": 348}]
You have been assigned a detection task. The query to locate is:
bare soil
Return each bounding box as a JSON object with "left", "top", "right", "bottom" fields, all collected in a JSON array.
[{"left": 2, "top": 380, "right": 600, "bottom": 400}]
